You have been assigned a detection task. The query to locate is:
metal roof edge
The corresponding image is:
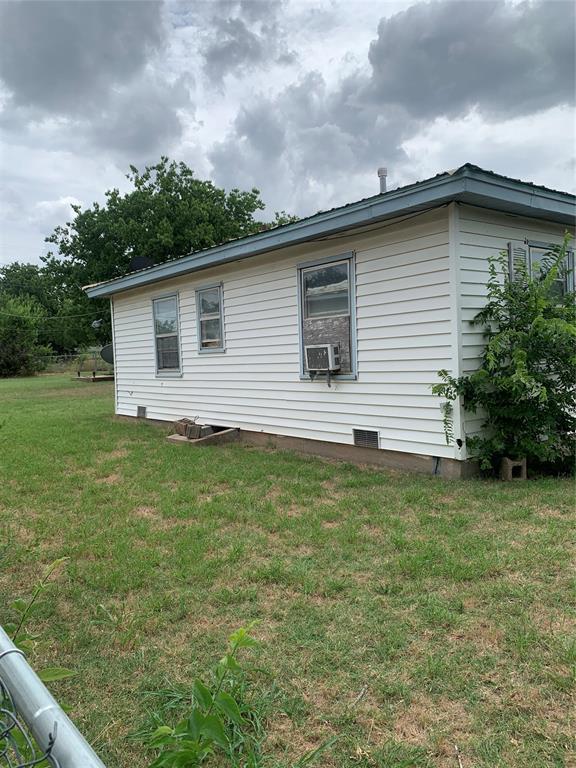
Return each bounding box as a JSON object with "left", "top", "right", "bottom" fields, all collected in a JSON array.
[
  {"left": 460, "top": 168, "right": 576, "bottom": 223},
  {"left": 85, "top": 166, "right": 575, "bottom": 298}
]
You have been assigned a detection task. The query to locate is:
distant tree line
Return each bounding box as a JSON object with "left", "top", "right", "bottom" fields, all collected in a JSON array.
[{"left": 0, "top": 157, "right": 298, "bottom": 376}]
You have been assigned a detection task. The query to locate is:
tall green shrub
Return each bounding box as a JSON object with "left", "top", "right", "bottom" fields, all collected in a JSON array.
[
  {"left": 0, "top": 294, "right": 52, "bottom": 376},
  {"left": 433, "top": 233, "right": 575, "bottom": 471}
]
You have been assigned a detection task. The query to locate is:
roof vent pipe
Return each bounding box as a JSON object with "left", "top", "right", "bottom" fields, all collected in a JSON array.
[{"left": 377, "top": 167, "right": 387, "bottom": 193}]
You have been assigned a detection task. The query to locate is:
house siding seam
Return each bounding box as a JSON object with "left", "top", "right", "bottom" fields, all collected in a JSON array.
[
  {"left": 458, "top": 204, "right": 574, "bottom": 439},
  {"left": 110, "top": 297, "right": 119, "bottom": 414},
  {"left": 447, "top": 202, "right": 465, "bottom": 460},
  {"left": 112, "top": 208, "right": 456, "bottom": 459}
]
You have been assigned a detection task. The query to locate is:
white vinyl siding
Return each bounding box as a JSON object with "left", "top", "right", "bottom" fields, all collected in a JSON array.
[{"left": 111, "top": 208, "right": 456, "bottom": 459}]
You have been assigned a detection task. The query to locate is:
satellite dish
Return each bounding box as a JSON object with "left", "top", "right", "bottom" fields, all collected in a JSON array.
[
  {"left": 129, "top": 255, "right": 154, "bottom": 272},
  {"left": 100, "top": 343, "right": 114, "bottom": 365}
]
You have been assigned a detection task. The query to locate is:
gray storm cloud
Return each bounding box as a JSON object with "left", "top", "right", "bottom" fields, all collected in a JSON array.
[
  {"left": 367, "top": 0, "right": 575, "bottom": 119},
  {"left": 0, "top": 0, "right": 165, "bottom": 115},
  {"left": 210, "top": 0, "right": 575, "bottom": 208},
  {"left": 201, "top": 2, "right": 296, "bottom": 84},
  {"left": 0, "top": 0, "right": 574, "bottom": 264},
  {"left": 0, "top": 0, "right": 194, "bottom": 162},
  {"left": 88, "top": 74, "right": 192, "bottom": 159}
]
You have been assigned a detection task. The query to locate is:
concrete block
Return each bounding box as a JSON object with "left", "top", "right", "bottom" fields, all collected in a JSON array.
[{"left": 500, "top": 457, "right": 527, "bottom": 481}]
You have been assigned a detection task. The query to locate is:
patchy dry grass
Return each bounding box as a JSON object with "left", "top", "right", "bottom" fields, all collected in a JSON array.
[{"left": 0, "top": 375, "right": 574, "bottom": 767}]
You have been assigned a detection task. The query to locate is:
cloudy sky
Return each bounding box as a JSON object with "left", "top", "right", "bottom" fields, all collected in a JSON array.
[{"left": 0, "top": 0, "right": 574, "bottom": 266}]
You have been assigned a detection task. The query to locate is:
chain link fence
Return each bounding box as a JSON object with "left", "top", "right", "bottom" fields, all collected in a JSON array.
[
  {"left": 0, "top": 628, "right": 106, "bottom": 768},
  {"left": 0, "top": 678, "right": 58, "bottom": 767}
]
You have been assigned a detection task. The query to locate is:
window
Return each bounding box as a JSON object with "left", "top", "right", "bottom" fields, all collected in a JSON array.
[
  {"left": 529, "top": 245, "right": 573, "bottom": 298},
  {"left": 196, "top": 285, "right": 224, "bottom": 352},
  {"left": 302, "top": 261, "right": 350, "bottom": 318},
  {"left": 298, "top": 255, "right": 356, "bottom": 378},
  {"left": 509, "top": 240, "right": 575, "bottom": 297},
  {"left": 153, "top": 295, "right": 180, "bottom": 372}
]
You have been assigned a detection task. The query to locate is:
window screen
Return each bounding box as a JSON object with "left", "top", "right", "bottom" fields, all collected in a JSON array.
[{"left": 153, "top": 296, "right": 180, "bottom": 371}]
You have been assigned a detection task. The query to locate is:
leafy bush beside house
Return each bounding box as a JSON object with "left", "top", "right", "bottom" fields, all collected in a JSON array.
[
  {"left": 0, "top": 294, "right": 52, "bottom": 377},
  {"left": 434, "top": 234, "right": 575, "bottom": 472}
]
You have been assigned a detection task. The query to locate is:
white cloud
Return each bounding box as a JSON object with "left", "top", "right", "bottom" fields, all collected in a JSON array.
[{"left": 401, "top": 106, "right": 576, "bottom": 194}]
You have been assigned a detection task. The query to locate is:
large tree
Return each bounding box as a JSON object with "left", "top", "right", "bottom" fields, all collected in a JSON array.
[
  {"left": 0, "top": 158, "right": 290, "bottom": 353},
  {"left": 44, "top": 157, "right": 268, "bottom": 285}
]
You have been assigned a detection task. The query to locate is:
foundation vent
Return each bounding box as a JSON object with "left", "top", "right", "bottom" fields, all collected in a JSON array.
[
  {"left": 137, "top": 406, "right": 147, "bottom": 418},
  {"left": 353, "top": 428, "right": 379, "bottom": 449}
]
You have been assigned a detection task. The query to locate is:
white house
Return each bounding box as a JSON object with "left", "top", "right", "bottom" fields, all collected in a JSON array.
[{"left": 85, "top": 165, "right": 575, "bottom": 477}]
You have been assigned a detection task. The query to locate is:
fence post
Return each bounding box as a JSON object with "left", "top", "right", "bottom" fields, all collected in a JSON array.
[{"left": 0, "top": 626, "right": 106, "bottom": 767}]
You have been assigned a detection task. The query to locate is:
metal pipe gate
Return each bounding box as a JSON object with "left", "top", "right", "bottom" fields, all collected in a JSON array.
[{"left": 0, "top": 626, "right": 106, "bottom": 767}]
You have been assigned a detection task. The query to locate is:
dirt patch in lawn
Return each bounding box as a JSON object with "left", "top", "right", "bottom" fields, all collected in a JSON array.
[
  {"left": 265, "top": 712, "right": 339, "bottom": 765},
  {"left": 448, "top": 619, "right": 504, "bottom": 651},
  {"left": 284, "top": 504, "right": 304, "bottom": 518},
  {"left": 393, "top": 694, "right": 473, "bottom": 749},
  {"left": 96, "top": 473, "right": 122, "bottom": 485},
  {"left": 198, "top": 483, "right": 232, "bottom": 503},
  {"left": 132, "top": 505, "right": 200, "bottom": 532},
  {"left": 133, "top": 506, "right": 162, "bottom": 522}
]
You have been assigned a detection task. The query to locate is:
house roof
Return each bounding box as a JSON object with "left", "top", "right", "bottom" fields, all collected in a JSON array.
[{"left": 84, "top": 163, "right": 576, "bottom": 298}]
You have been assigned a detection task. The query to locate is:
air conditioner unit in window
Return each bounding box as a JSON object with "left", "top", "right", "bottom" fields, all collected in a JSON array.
[{"left": 305, "top": 344, "right": 341, "bottom": 372}]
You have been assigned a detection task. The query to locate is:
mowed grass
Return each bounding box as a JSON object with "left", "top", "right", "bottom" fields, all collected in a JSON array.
[{"left": 0, "top": 375, "right": 574, "bottom": 768}]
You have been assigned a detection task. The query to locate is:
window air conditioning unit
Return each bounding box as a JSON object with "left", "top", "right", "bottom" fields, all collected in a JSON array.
[{"left": 305, "top": 344, "right": 341, "bottom": 372}]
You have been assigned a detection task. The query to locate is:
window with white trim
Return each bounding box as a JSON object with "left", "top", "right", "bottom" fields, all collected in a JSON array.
[
  {"left": 196, "top": 285, "right": 225, "bottom": 351},
  {"left": 298, "top": 257, "right": 355, "bottom": 376},
  {"left": 153, "top": 295, "right": 180, "bottom": 372}
]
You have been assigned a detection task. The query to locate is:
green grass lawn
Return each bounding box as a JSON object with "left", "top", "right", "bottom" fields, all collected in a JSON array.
[{"left": 1, "top": 375, "right": 574, "bottom": 767}]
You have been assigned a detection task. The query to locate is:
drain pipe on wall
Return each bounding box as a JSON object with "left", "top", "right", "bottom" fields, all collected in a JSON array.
[{"left": 0, "top": 625, "right": 106, "bottom": 767}]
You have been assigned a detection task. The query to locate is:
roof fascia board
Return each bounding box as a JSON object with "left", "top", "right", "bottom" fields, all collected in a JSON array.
[
  {"left": 461, "top": 168, "right": 575, "bottom": 223},
  {"left": 85, "top": 169, "right": 575, "bottom": 298},
  {"left": 85, "top": 175, "right": 464, "bottom": 297}
]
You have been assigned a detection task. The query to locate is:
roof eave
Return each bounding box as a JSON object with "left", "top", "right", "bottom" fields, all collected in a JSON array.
[
  {"left": 84, "top": 174, "right": 464, "bottom": 298},
  {"left": 459, "top": 167, "right": 575, "bottom": 225},
  {"left": 84, "top": 169, "right": 575, "bottom": 298}
]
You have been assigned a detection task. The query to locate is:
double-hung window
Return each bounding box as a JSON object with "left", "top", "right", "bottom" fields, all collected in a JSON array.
[
  {"left": 153, "top": 295, "right": 180, "bottom": 373},
  {"left": 298, "top": 254, "right": 356, "bottom": 377},
  {"left": 196, "top": 285, "right": 225, "bottom": 352}
]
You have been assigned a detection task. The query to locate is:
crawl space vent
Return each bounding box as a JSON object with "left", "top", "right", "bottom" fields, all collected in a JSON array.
[
  {"left": 137, "top": 406, "right": 147, "bottom": 418},
  {"left": 353, "top": 429, "right": 379, "bottom": 449}
]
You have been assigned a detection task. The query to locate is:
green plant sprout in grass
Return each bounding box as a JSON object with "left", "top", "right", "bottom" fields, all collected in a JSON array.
[
  {"left": 1, "top": 558, "right": 76, "bottom": 767},
  {"left": 433, "top": 232, "right": 576, "bottom": 472},
  {"left": 7, "top": 557, "right": 76, "bottom": 684},
  {"left": 148, "top": 624, "right": 335, "bottom": 768}
]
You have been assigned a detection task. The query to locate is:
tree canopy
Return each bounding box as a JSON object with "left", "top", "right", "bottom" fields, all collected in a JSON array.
[
  {"left": 44, "top": 157, "right": 269, "bottom": 286},
  {"left": 0, "top": 158, "right": 296, "bottom": 368},
  {"left": 0, "top": 294, "right": 52, "bottom": 377}
]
